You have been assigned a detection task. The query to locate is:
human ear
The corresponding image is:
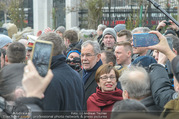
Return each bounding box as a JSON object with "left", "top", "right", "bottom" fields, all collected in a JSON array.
[
  {"left": 97, "top": 82, "right": 101, "bottom": 88},
  {"left": 173, "top": 48, "right": 177, "bottom": 55},
  {"left": 14, "top": 87, "right": 25, "bottom": 99},
  {"left": 96, "top": 53, "right": 101, "bottom": 62},
  {"left": 122, "top": 90, "right": 129, "bottom": 99},
  {"left": 108, "top": 62, "right": 114, "bottom": 66}
]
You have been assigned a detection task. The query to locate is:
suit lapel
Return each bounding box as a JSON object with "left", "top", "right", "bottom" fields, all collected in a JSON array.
[{"left": 84, "top": 71, "right": 96, "bottom": 90}]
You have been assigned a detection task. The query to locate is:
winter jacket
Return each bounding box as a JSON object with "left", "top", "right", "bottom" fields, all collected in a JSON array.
[
  {"left": 149, "top": 63, "right": 176, "bottom": 108},
  {"left": 82, "top": 60, "right": 103, "bottom": 110},
  {"left": 160, "top": 97, "right": 179, "bottom": 119},
  {"left": 140, "top": 96, "right": 162, "bottom": 113},
  {"left": 43, "top": 54, "right": 84, "bottom": 111}
]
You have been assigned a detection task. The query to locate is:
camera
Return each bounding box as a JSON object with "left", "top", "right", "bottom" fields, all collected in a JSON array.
[
  {"left": 66, "top": 57, "right": 82, "bottom": 72},
  {"left": 164, "top": 21, "right": 171, "bottom": 25}
]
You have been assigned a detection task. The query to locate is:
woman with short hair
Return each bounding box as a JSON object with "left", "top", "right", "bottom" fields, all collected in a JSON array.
[{"left": 87, "top": 64, "right": 123, "bottom": 112}]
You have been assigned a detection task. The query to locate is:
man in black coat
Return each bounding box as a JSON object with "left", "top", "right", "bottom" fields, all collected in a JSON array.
[
  {"left": 81, "top": 40, "right": 102, "bottom": 109},
  {"left": 131, "top": 55, "right": 176, "bottom": 109},
  {"left": 39, "top": 32, "right": 84, "bottom": 111}
]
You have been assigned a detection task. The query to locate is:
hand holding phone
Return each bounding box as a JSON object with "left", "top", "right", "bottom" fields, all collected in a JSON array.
[
  {"left": 147, "top": 31, "right": 176, "bottom": 62},
  {"left": 23, "top": 60, "right": 53, "bottom": 98},
  {"left": 133, "top": 33, "right": 160, "bottom": 47},
  {"left": 31, "top": 40, "right": 54, "bottom": 77}
]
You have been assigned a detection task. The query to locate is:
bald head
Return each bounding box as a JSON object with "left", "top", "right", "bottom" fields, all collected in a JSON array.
[{"left": 119, "top": 66, "right": 151, "bottom": 100}]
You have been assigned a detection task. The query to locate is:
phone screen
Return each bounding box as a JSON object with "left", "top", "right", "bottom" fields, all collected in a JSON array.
[
  {"left": 133, "top": 33, "right": 159, "bottom": 47},
  {"left": 31, "top": 40, "right": 53, "bottom": 77}
]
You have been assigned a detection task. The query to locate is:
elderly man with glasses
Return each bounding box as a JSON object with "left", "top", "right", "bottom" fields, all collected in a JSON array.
[{"left": 81, "top": 40, "right": 102, "bottom": 110}]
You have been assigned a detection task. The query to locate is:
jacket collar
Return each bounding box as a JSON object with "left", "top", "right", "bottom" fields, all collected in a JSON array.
[{"left": 51, "top": 54, "right": 66, "bottom": 69}]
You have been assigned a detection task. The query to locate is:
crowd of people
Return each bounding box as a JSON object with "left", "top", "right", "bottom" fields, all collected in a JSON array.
[{"left": 0, "top": 20, "right": 179, "bottom": 119}]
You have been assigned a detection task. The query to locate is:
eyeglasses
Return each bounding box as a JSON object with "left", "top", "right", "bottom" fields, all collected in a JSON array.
[
  {"left": 100, "top": 76, "right": 116, "bottom": 81},
  {"left": 81, "top": 53, "right": 97, "bottom": 58}
]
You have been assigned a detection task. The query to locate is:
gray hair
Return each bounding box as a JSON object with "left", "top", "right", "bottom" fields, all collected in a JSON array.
[
  {"left": 132, "top": 27, "right": 151, "bottom": 34},
  {"left": 81, "top": 40, "right": 101, "bottom": 54},
  {"left": 38, "top": 32, "right": 65, "bottom": 56},
  {"left": 68, "top": 27, "right": 80, "bottom": 34},
  {"left": 112, "top": 99, "right": 148, "bottom": 112},
  {"left": 119, "top": 66, "right": 151, "bottom": 99},
  {"left": 97, "top": 24, "right": 106, "bottom": 31}
]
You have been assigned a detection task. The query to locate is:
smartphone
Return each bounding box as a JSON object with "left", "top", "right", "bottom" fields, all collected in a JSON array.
[
  {"left": 31, "top": 40, "right": 54, "bottom": 77},
  {"left": 133, "top": 33, "right": 159, "bottom": 47},
  {"left": 164, "top": 21, "right": 171, "bottom": 25}
]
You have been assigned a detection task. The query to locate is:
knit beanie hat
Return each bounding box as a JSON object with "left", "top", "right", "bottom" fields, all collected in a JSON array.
[
  {"left": 132, "top": 56, "right": 157, "bottom": 68},
  {"left": 55, "top": 26, "right": 66, "bottom": 34},
  {"left": 102, "top": 28, "right": 117, "bottom": 41},
  {"left": 114, "top": 24, "right": 126, "bottom": 33},
  {"left": 0, "top": 34, "right": 12, "bottom": 48}
]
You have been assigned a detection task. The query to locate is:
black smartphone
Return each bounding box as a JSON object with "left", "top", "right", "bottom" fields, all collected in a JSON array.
[
  {"left": 133, "top": 33, "right": 159, "bottom": 47},
  {"left": 164, "top": 21, "right": 171, "bottom": 25},
  {"left": 31, "top": 40, "right": 54, "bottom": 77}
]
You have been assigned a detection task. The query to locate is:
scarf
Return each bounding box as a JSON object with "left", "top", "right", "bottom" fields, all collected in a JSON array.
[
  {"left": 89, "top": 87, "right": 123, "bottom": 107},
  {"left": 82, "top": 60, "right": 102, "bottom": 84}
]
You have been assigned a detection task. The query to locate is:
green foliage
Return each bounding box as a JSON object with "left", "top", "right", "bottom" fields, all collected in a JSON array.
[
  {"left": 0, "top": 0, "right": 11, "bottom": 23},
  {"left": 126, "top": 14, "right": 133, "bottom": 30},
  {"left": 126, "top": 9, "right": 140, "bottom": 30},
  {"left": 134, "top": 9, "right": 140, "bottom": 28},
  {"left": 172, "top": 14, "right": 177, "bottom": 20},
  {"left": 87, "top": 0, "right": 103, "bottom": 29},
  {"left": 151, "top": 25, "right": 157, "bottom": 30},
  {"left": 7, "top": 0, "right": 26, "bottom": 30},
  {"left": 0, "top": 0, "right": 9, "bottom": 11}
]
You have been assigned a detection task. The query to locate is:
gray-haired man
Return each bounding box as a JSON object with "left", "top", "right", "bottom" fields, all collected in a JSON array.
[
  {"left": 119, "top": 66, "right": 162, "bottom": 112},
  {"left": 81, "top": 40, "right": 102, "bottom": 109}
]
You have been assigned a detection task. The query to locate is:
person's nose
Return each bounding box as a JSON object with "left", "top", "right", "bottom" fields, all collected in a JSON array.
[
  {"left": 81, "top": 55, "right": 87, "bottom": 60},
  {"left": 131, "top": 40, "right": 133, "bottom": 46},
  {"left": 106, "top": 77, "right": 112, "bottom": 82}
]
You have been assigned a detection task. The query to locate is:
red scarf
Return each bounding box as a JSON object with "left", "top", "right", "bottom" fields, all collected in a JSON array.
[{"left": 87, "top": 87, "right": 123, "bottom": 111}]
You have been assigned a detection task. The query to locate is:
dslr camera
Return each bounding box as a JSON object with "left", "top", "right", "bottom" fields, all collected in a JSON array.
[{"left": 66, "top": 57, "right": 82, "bottom": 72}]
